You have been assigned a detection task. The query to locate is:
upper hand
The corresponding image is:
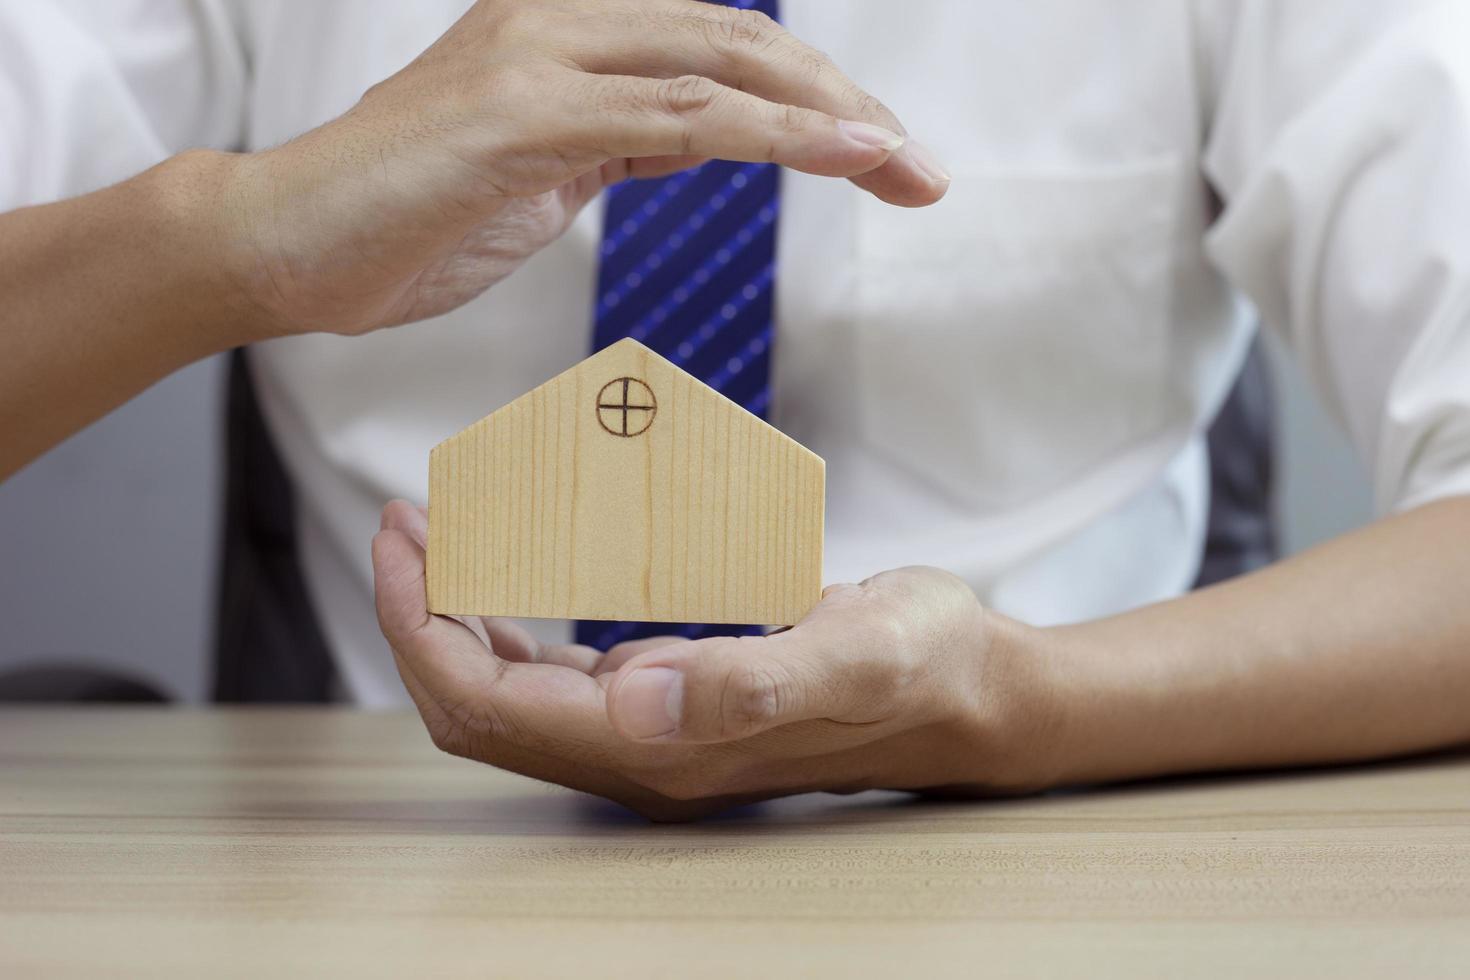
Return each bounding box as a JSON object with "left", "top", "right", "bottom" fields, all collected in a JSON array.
[
  {"left": 372, "top": 501, "right": 1057, "bottom": 821},
  {"left": 220, "top": 0, "right": 949, "bottom": 339}
]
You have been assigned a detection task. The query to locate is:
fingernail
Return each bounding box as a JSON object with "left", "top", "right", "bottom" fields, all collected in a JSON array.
[
  {"left": 617, "top": 667, "right": 683, "bottom": 739},
  {"left": 902, "top": 139, "right": 951, "bottom": 183},
  {"left": 837, "top": 120, "right": 905, "bottom": 152}
]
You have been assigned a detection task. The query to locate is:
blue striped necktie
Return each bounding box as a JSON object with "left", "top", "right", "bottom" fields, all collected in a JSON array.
[{"left": 576, "top": 0, "right": 780, "bottom": 652}]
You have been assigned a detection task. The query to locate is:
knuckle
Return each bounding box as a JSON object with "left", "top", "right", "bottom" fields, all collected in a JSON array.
[
  {"left": 485, "top": 1, "right": 542, "bottom": 40},
  {"left": 858, "top": 598, "right": 913, "bottom": 654},
  {"left": 787, "top": 45, "right": 839, "bottom": 89},
  {"left": 851, "top": 90, "right": 895, "bottom": 125},
  {"left": 852, "top": 567, "right": 984, "bottom": 709},
  {"left": 722, "top": 662, "right": 782, "bottom": 736},
  {"left": 655, "top": 74, "right": 722, "bottom": 117},
  {"left": 803, "top": 46, "right": 839, "bottom": 77},
  {"left": 711, "top": 7, "right": 781, "bottom": 51},
  {"left": 777, "top": 103, "right": 809, "bottom": 135},
  {"left": 734, "top": 6, "right": 780, "bottom": 33},
  {"left": 914, "top": 566, "right": 985, "bottom": 627}
]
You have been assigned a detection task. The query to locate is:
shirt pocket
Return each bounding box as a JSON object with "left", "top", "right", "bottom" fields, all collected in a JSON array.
[{"left": 850, "top": 160, "right": 1181, "bottom": 509}]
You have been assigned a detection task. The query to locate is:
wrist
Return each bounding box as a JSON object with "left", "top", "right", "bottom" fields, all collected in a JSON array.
[
  {"left": 140, "top": 149, "right": 284, "bottom": 348},
  {"left": 959, "top": 609, "right": 1077, "bottom": 793},
  {"left": 1023, "top": 616, "right": 1169, "bottom": 789}
]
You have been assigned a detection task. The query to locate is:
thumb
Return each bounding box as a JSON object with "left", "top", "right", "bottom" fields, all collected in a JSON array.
[{"left": 604, "top": 586, "right": 882, "bottom": 743}]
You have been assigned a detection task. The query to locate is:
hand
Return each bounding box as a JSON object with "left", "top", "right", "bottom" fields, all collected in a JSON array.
[
  {"left": 216, "top": 0, "right": 948, "bottom": 339},
  {"left": 373, "top": 501, "right": 1059, "bottom": 821}
]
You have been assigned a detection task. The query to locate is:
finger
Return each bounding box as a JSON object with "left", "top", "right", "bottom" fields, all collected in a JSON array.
[
  {"left": 373, "top": 526, "right": 504, "bottom": 697},
  {"left": 566, "top": 2, "right": 947, "bottom": 206},
  {"left": 557, "top": 155, "right": 712, "bottom": 221},
  {"left": 482, "top": 616, "right": 606, "bottom": 673},
  {"left": 380, "top": 501, "right": 501, "bottom": 648},
  {"left": 597, "top": 635, "right": 693, "bottom": 676},
  {"left": 379, "top": 501, "right": 605, "bottom": 674},
  {"left": 373, "top": 527, "right": 610, "bottom": 745},
  {"left": 373, "top": 526, "right": 518, "bottom": 756},
  {"left": 529, "top": 642, "right": 607, "bottom": 673},
  {"left": 623, "top": 154, "right": 711, "bottom": 180},
  {"left": 564, "top": 72, "right": 906, "bottom": 181},
  {"left": 381, "top": 499, "right": 429, "bottom": 547},
  {"left": 604, "top": 585, "right": 907, "bottom": 743},
  {"left": 474, "top": 616, "right": 540, "bottom": 661},
  {"left": 862, "top": 141, "right": 950, "bottom": 208},
  {"left": 374, "top": 525, "right": 733, "bottom": 814},
  {"left": 591, "top": 155, "right": 710, "bottom": 191}
]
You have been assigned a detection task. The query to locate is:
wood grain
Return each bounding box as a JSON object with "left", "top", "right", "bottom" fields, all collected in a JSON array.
[
  {"left": 426, "top": 338, "right": 824, "bottom": 626},
  {"left": 2, "top": 708, "right": 1468, "bottom": 979}
]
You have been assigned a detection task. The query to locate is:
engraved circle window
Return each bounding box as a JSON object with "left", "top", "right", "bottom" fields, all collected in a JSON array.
[{"left": 596, "top": 377, "right": 657, "bottom": 437}]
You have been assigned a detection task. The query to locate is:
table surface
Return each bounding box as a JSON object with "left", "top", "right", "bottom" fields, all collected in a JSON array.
[{"left": 1, "top": 708, "right": 1467, "bottom": 978}]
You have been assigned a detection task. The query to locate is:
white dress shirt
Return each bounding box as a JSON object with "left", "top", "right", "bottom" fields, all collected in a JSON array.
[{"left": 6, "top": 1, "right": 1470, "bottom": 705}]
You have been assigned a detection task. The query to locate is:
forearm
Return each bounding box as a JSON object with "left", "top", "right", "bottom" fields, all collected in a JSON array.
[
  {"left": 0, "top": 2, "right": 944, "bottom": 484},
  {"left": 0, "top": 151, "right": 258, "bottom": 479},
  {"left": 1036, "top": 496, "right": 1470, "bottom": 785}
]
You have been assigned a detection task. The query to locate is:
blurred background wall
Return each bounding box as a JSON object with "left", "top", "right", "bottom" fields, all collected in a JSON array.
[
  {"left": 0, "top": 336, "right": 1374, "bottom": 704},
  {"left": 0, "top": 357, "right": 223, "bottom": 701}
]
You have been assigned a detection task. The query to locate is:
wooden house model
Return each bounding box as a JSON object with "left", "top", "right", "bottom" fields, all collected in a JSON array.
[{"left": 426, "top": 339, "right": 824, "bottom": 626}]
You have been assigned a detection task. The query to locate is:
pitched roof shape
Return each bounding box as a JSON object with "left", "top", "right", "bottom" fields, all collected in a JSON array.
[{"left": 426, "top": 339, "right": 824, "bottom": 627}]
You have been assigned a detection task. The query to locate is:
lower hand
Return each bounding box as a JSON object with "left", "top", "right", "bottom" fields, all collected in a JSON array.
[
  {"left": 211, "top": 0, "right": 948, "bottom": 341},
  {"left": 373, "top": 501, "right": 1058, "bottom": 821}
]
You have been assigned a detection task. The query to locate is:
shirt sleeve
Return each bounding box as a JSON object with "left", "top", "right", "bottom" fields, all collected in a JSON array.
[
  {"left": 0, "top": 0, "right": 246, "bottom": 209},
  {"left": 1201, "top": 0, "right": 1470, "bottom": 513}
]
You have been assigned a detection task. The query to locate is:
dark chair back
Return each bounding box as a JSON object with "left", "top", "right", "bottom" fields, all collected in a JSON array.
[{"left": 212, "top": 350, "right": 336, "bottom": 702}]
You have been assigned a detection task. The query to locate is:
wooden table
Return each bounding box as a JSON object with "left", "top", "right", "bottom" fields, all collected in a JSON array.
[{"left": 1, "top": 708, "right": 1467, "bottom": 978}]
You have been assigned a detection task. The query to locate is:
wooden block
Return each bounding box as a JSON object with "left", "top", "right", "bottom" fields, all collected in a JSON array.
[{"left": 426, "top": 338, "right": 824, "bottom": 626}]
